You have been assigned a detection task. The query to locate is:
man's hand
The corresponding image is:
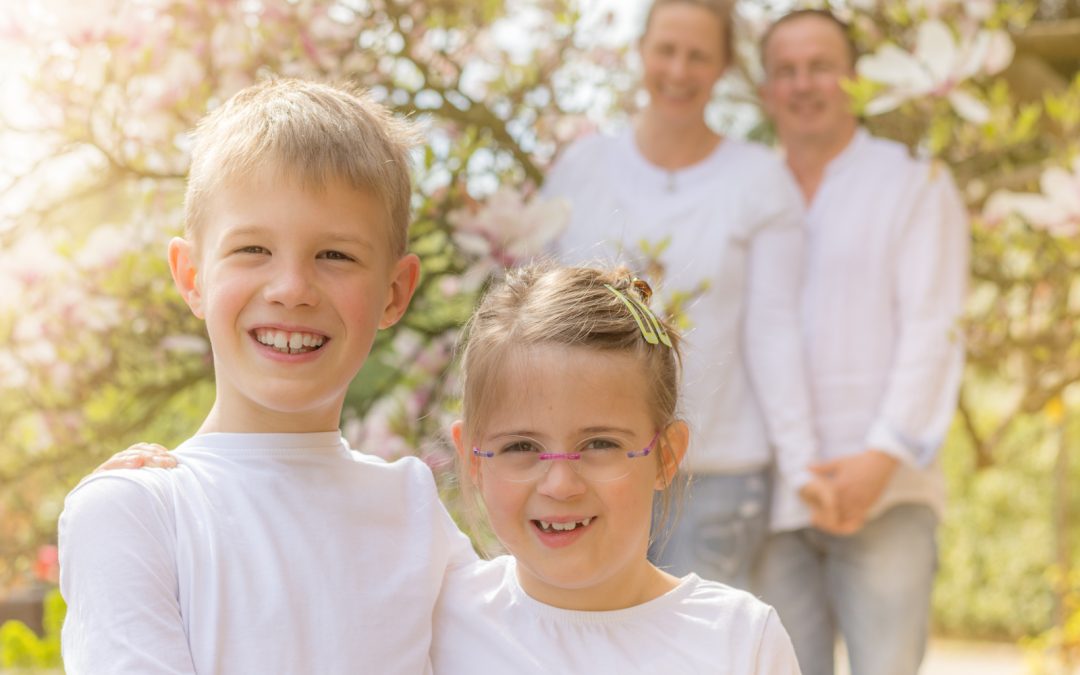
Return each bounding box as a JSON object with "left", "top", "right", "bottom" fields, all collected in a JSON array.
[
  {"left": 809, "top": 449, "right": 899, "bottom": 535},
  {"left": 94, "top": 443, "right": 177, "bottom": 473},
  {"left": 798, "top": 476, "right": 843, "bottom": 533}
]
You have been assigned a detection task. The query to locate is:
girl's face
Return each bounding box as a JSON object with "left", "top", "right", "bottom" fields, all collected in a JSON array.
[
  {"left": 453, "top": 344, "right": 688, "bottom": 611},
  {"left": 639, "top": 2, "right": 728, "bottom": 127}
]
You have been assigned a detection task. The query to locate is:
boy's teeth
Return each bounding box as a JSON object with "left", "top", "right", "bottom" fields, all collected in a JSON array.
[
  {"left": 538, "top": 518, "right": 592, "bottom": 532},
  {"left": 255, "top": 329, "right": 326, "bottom": 354}
]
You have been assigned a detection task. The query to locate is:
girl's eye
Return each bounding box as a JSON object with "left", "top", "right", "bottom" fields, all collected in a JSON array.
[
  {"left": 499, "top": 440, "right": 542, "bottom": 455},
  {"left": 583, "top": 438, "right": 620, "bottom": 452},
  {"left": 319, "top": 250, "right": 356, "bottom": 262},
  {"left": 236, "top": 245, "right": 269, "bottom": 255}
]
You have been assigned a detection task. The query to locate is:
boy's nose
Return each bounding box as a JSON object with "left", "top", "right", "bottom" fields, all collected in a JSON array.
[
  {"left": 535, "top": 459, "right": 587, "bottom": 500},
  {"left": 263, "top": 263, "right": 320, "bottom": 308}
]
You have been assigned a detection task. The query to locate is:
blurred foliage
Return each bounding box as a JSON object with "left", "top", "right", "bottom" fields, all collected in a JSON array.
[
  {"left": 0, "top": 2, "right": 1079, "bottom": 666},
  {"left": 0, "top": 589, "right": 63, "bottom": 671}
]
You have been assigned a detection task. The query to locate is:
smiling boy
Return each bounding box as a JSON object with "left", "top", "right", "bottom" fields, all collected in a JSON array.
[{"left": 58, "top": 79, "right": 474, "bottom": 674}]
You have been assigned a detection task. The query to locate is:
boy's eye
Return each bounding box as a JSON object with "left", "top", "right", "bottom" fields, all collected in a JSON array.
[
  {"left": 318, "top": 250, "right": 356, "bottom": 262},
  {"left": 235, "top": 245, "right": 269, "bottom": 255}
]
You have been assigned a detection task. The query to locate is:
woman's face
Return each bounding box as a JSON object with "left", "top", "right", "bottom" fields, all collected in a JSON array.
[{"left": 639, "top": 2, "right": 728, "bottom": 127}]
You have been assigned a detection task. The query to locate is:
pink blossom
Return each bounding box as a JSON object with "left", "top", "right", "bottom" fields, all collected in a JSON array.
[
  {"left": 448, "top": 187, "right": 570, "bottom": 269},
  {"left": 35, "top": 545, "right": 60, "bottom": 584}
]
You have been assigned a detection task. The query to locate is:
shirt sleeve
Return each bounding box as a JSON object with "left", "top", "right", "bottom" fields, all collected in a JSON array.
[
  {"left": 436, "top": 496, "right": 481, "bottom": 571},
  {"left": 864, "top": 164, "right": 969, "bottom": 467},
  {"left": 59, "top": 475, "right": 196, "bottom": 675},
  {"left": 742, "top": 171, "right": 818, "bottom": 491},
  {"left": 754, "top": 608, "right": 802, "bottom": 675}
]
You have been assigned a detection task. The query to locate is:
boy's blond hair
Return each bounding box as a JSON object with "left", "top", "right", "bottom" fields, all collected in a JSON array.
[{"left": 184, "top": 78, "right": 417, "bottom": 256}]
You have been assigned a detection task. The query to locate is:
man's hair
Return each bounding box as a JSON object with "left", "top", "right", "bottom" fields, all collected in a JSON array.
[
  {"left": 184, "top": 78, "right": 417, "bottom": 256},
  {"left": 760, "top": 8, "right": 859, "bottom": 71}
]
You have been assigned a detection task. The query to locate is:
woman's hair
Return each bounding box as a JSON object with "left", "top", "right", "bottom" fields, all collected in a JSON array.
[
  {"left": 456, "top": 262, "right": 687, "bottom": 551},
  {"left": 642, "top": 0, "right": 736, "bottom": 65}
]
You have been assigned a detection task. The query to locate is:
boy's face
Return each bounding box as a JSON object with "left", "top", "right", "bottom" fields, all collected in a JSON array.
[{"left": 169, "top": 166, "right": 419, "bottom": 433}]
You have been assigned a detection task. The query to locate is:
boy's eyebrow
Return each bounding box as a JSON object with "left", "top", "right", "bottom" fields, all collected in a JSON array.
[
  {"left": 322, "top": 233, "right": 377, "bottom": 251},
  {"left": 218, "top": 225, "right": 377, "bottom": 250}
]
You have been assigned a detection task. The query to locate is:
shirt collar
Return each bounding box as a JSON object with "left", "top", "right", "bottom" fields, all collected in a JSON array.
[{"left": 822, "top": 126, "right": 870, "bottom": 178}]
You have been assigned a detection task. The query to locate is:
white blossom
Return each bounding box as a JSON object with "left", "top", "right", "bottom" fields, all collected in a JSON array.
[
  {"left": 856, "top": 19, "right": 1013, "bottom": 124},
  {"left": 984, "top": 158, "right": 1080, "bottom": 237}
]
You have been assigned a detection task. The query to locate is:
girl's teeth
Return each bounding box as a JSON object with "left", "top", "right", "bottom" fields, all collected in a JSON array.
[{"left": 538, "top": 518, "right": 592, "bottom": 532}]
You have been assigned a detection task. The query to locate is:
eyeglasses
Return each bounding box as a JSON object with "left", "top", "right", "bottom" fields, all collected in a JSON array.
[{"left": 472, "top": 431, "right": 660, "bottom": 483}]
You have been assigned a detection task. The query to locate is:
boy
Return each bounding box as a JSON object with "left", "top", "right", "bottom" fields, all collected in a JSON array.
[{"left": 58, "top": 79, "right": 475, "bottom": 673}]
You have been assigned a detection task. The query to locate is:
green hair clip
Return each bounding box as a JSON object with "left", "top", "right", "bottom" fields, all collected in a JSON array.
[{"left": 604, "top": 282, "right": 673, "bottom": 348}]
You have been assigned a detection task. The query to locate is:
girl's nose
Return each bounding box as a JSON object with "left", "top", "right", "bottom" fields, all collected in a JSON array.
[{"left": 535, "top": 459, "right": 588, "bottom": 500}]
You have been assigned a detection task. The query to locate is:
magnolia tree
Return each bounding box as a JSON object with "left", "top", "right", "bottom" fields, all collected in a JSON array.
[{"left": 0, "top": 0, "right": 1078, "bottom": 649}]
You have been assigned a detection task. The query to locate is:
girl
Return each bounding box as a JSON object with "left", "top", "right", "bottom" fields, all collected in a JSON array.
[
  {"left": 431, "top": 263, "right": 800, "bottom": 672},
  {"left": 98, "top": 263, "right": 800, "bottom": 673}
]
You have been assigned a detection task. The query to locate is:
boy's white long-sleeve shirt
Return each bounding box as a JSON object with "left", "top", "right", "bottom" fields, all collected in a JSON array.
[
  {"left": 59, "top": 432, "right": 477, "bottom": 674},
  {"left": 777, "top": 128, "right": 970, "bottom": 531},
  {"left": 546, "top": 130, "right": 819, "bottom": 525}
]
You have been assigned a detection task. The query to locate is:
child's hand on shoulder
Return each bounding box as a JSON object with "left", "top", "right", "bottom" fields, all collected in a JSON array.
[{"left": 95, "top": 443, "right": 178, "bottom": 473}]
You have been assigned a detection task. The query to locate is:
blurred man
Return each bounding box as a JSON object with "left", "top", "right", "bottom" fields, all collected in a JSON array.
[{"left": 755, "top": 10, "right": 969, "bottom": 675}]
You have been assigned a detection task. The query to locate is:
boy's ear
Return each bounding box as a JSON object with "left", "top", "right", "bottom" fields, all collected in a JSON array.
[
  {"left": 379, "top": 253, "right": 421, "bottom": 329},
  {"left": 654, "top": 420, "right": 689, "bottom": 490},
  {"left": 168, "top": 237, "right": 204, "bottom": 319},
  {"left": 450, "top": 420, "right": 480, "bottom": 485}
]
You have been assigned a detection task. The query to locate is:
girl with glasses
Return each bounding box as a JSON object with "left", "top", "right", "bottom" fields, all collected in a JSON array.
[{"left": 434, "top": 263, "right": 799, "bottom": 673}]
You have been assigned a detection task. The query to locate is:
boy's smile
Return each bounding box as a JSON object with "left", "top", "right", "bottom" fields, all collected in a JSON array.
[
  {"left": 252, "top": 327, "right": 328, "bottom": 356},
  {"left": 169, "top": 165, "right": 418, "bottom": 434}
]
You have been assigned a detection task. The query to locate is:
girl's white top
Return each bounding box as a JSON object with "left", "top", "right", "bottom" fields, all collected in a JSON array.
[
  {"left": 546, "top": 129, "right": 818, "bottom": 523},
  {"left": 432, "top": 555, "right": 801, "bottom": 674}
]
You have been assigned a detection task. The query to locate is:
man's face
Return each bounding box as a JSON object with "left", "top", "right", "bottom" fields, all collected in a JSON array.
[{"left": 759, "top": 15, "right": 857, "bottom": 145}]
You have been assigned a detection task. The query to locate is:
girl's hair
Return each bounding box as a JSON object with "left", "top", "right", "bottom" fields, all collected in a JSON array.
[
  {"left": 456, "top": 262, "right": 686, "bottom": 552},
  {"left": 642, "top": 0, "right": 736, "bottom": 66}
]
